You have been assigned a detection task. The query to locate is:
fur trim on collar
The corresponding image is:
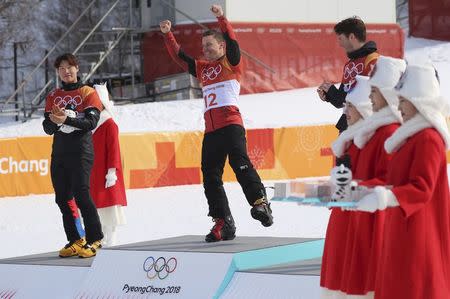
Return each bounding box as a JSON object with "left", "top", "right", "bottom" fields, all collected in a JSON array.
[
  {"left": 332, "top": 119, "right": 365, "bottom": 157},
  {"left": 384, "top": 114, "right": 431, "bottom": 153},
  {"left": 94, "top": 83, "right": 115, "bottom": 118},
  {"left": 409, "top": 96, "right": 450, "bottom": 150},
  {"left": 354, "top": 106, "right": 400, "bottom": 149},
  {"left": 92, "top": 109, "right": 112, "bottom": 134}
]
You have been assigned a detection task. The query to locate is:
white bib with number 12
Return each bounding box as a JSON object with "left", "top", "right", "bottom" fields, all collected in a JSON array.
[{"left": 202, "top": 79, "right": 240, "bottom": 112}]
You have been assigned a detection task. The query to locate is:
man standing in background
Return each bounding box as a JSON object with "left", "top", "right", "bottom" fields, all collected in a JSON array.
[{"left": 317, "top": 17, "right": 379, "bottom": 133}]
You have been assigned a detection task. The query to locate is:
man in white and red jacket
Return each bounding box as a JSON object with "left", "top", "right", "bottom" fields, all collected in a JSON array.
[
  {"left": 90, "top": 84, "right": 127, "bottom": 247},
  {"left": 160, "top": 4, "right": 273, "bottom": 242}
]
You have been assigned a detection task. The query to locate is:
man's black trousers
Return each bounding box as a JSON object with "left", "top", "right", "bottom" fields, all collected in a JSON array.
[
  {"left": 201, "top": 124, "right": 265, "bottom": 218},
  {"left": 51, "top": 154, "right": 103, "bottom": 243}
]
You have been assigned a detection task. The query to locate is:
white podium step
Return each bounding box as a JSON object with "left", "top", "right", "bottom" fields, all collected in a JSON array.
[{"left": 0, "top": 235, "right": 324, "bottom": 299}]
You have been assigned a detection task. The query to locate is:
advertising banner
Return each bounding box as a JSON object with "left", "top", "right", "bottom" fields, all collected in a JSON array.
[
  {"left": 142, "top": 22, "right": 404, "bottom": 94},
  {"left": 0, "top": 137, "right": 53, "bottom": 197},
  {"left": 0, "top": 125, "right": 340, "bottom": 197},
  {"left": 77, "top": 250, "right": 234, "bottom": 299}
]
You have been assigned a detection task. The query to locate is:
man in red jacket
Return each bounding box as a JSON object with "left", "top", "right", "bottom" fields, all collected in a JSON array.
[
  {"left": 317, "top": 17, "right": 379, "bottom": 133},
  {"left": 160, "top": 4, "right": 273, "bottom": 242}
]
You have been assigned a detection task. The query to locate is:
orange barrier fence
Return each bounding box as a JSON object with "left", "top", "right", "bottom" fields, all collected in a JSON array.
[
  {"left": 0, "top": 137, "right": 54, "bottom": 197},
  {"left": 0, "top": 125, "right": 340, "bottom": 197},
  {"left": 3, "top": 126, "right": 450, "bottom": 198},
  {"left": 142, "top": 22, "right": 404, "bottom": 94}
]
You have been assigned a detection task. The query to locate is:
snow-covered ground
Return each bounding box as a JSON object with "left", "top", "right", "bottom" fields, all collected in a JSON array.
[
  {"left": 0, "top": 183, "right": 330, "bottom": 259},
  {"left": 405, "top": 37, "right": 450, "bottom": 98},
  {"left": 0, "top": 36, "right": 449, "bottom": 260},
  {"left": 0, "top": 86, "right": 341, "bottom": 138}
]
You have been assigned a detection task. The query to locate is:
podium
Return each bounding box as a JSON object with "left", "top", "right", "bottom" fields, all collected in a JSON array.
[{"left": 0, "top": 235, "right": 324, "bottom": 299}]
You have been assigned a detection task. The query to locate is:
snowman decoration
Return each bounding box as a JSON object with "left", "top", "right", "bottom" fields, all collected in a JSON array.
[{"left": 330, "top": 164, "right": 354, "bottom": 202}]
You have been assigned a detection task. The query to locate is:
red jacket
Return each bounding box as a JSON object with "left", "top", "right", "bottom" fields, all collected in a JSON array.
[
  {"left": 375, "top": 128, "right": 450, "bottom": 299},
  {"left": 321, "top": 143, "right": 360, "bottom": 290},
  {"left": 164, "top": 16, "right": 244, "bottom": 133},
  {"left": 325, "top": 42, "right": 379, "bottom": 132},
  {"left": 340, "top": 124, "right": 398, "bottom": 295},
  {"left": 90, "top": 118, "right": 127, "bottom": 208}
]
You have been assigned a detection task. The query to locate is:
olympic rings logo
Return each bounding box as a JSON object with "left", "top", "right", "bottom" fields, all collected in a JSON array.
[
  {"left": 143, "top": 256, "right": 177, "bottom": 280},
  {"left": 53, "top": 95, "right": 82, "bottom": 108},
  {"left": 201, "top": 64, "right": 222, "bottom": 81},
  {"left": 343, "top": 62, "right": 364, "bottom": 80}
]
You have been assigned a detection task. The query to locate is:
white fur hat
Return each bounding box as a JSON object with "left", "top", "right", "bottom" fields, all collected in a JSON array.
[
  {"left": 369, "top": 56, "right": 407, "bottom": 89},
  {"left": 369, "top": 56, "right": 407, "bottom": 121},
  {"left": 346, "top": 75, "right": 373, "bottom": 119},
  {"left": 94, "top": 83, "right": 115, "bottom": 118},
  {"left": 395, "top": 64, "right": 450, "bottom": 149}
]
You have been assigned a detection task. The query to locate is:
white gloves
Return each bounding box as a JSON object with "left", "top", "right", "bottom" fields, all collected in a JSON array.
[
  {"left": 356, "top": 186, "right": 399, "bottom": 212},
  {"left": 105, "top": 168, "right": 117, "bottom": 188},
  {"left": 60, "top": 109, "right": 79, "bottom": 134}
]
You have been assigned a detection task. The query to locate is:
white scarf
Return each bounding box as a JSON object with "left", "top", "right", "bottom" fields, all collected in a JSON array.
[
  {"left": 332, "top": 119, "right": 365, "bottom": 158},
  {"left": 354, "top": 106, "right": 400, "bottom": 149},
  {"left": 92, "top": 109, "right": 112, "bottom": 134},
  {"left": 384, "top": 114, "right": 432, "bottom": 154}
]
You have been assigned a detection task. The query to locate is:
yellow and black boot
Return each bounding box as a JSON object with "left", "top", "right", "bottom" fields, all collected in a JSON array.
[
  {"left": 78, "top": 240, "right": 102, "bottom": 258},
  {"left": 59, "top": 238, "right": 86, "bottom": 258}
]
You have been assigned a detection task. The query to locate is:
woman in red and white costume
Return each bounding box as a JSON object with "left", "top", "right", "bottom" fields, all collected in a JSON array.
[
  {"left": 90, "top": 84, "right": 127, "bottom": 247},
  {"left": 356, "top": 64, "right": 450, "bottom": 299},
  {"left": 321, "top": 75, "right": 372, "bottom": 299},
  {"left": 340, "top": 57, "right": 406, "bottom": 299}
]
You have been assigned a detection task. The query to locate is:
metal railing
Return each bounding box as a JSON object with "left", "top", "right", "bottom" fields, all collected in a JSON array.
[
  {"left": 2, "top": 0, "right": 97, "bottom": 109},
  {"left": 1, "top": 0, "right": 134, "bottom": 120}
]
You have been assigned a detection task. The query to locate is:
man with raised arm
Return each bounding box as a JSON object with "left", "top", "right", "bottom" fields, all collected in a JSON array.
[{"left": 160, "top": 4, "right": 273, "bottom": 243}]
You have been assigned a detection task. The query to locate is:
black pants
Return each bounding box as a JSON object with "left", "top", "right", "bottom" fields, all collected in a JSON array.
[
  {"left": 51, "top": 154, "right": 103, "bottom": 243},
  {"left": 202, "top": 125, "right": 265, "bottom": 218}
]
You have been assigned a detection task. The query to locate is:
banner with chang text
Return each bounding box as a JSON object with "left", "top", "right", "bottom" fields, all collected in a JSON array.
[{"left": 0, "top": 125, "right": 340, "bottom": 197}]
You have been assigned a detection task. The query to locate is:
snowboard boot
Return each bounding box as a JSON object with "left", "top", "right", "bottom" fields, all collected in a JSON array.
[
  {"left": 78, "top": 240, "right": 102, "bottom": 258},
  {"left": 205, "top": 215, "right": 236, "bottom": 242},
  {"left": 59, "top": 237, "right": 86, "bottom": 258},
  {"left": 251, "top": 197, "right": 274, "bottom": 227}
]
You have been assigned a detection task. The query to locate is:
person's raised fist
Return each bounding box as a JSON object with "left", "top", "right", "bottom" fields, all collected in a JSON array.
[
  {"left": 211, "top": 4, "right": 223, "bottom": 17},
  {"left": 159, "top": 20, "right": 171, "bottom": 34}
]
